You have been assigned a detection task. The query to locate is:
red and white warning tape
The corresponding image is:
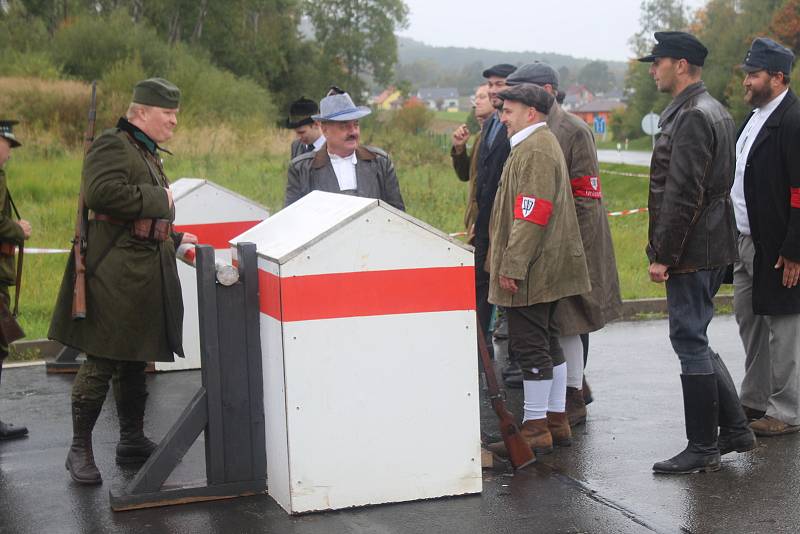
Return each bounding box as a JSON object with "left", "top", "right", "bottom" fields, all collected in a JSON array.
[{"left": 607, "top": 207, "right": 648, "bottom": 217}]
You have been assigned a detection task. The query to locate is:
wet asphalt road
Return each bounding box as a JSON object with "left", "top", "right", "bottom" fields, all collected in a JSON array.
[{"left": 1, "top": 315, "right": 797, "bottom": 534}]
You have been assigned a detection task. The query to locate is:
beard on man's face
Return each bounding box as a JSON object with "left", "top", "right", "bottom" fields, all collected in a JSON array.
[{"left": 746, "top": 82, "right": 775, "bottom": 108}]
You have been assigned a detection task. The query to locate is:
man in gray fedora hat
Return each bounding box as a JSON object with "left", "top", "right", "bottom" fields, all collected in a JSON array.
[{"left": 284, "top": 92, "right": 405, "bottom": 210}]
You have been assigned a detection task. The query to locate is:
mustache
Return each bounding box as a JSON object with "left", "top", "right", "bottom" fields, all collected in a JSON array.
[{"left": 345, "top": 134, "right": 358, "bottom": 142}]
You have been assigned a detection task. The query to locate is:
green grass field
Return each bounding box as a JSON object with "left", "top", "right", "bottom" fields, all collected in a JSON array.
[{"left": 4, "top": 145, "right": 669, "bottom": 350}]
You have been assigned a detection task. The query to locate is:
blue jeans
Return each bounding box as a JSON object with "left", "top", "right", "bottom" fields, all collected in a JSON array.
[{"left": 665, "top": 268, "right": 725, "bottom": 375}]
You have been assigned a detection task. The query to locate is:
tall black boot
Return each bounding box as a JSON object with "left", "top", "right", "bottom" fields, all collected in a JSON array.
[
  {"left": 115, "top": 392, "right": 157, "bottom": 465},
  {"left": 710, "top": 353, "right": 756, "bottom": 455},
  {"left": 65, "top": 402, "right": 103, "bottom": 485},
  {"left": 653, "top": 374, "right": 721, "bottom": 474},
  {"left": 0, "top": 365, "right": 28, "bottom": 440}
]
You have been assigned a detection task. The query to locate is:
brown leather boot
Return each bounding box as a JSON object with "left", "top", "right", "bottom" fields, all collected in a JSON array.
[
  {"left": 547, "top": 412, "right": 572, "bottom": 447},
  {"left": 566, "top": 387, "right": 587, "bottom": 427},
  {"left": 65, "top": 403, "right": 103, "bottom": 485},
  {"left": 488, "top": 418, "right": 553, "bottom": 457}
]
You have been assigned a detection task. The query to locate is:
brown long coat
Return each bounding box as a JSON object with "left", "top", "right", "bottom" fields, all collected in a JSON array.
[
  {"left": 548, "top": 104, "right": 622, "bottom": 335},
  {"left": 488, "top": 125, "right": 590, "bottom": 307},
  {"left": 451, "top": 129, "right": 483, "bottom": 232}
]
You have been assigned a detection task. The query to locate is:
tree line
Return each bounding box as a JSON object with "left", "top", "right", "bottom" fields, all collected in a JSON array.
[{"left": 613, "top": 0, "right": 800, "bottom": 141}]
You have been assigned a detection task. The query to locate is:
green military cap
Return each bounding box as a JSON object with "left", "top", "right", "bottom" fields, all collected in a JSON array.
[
  {"left": 133, "top": 78, "right": 181, "bottom": 109},
  {"left": 0, "top": 120, "right": 21, "bottom": 148}
]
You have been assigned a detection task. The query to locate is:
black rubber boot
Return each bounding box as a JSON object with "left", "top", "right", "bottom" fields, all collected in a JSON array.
[
  {"left": 711, "top": 353, "right": 757, "bottom": 455},
  {"left": 115, "top": 394, "right": 157, "bottom": 465},
  {"left": 653, "top": 374, "right": 721, "bottom": 474},
  {"left": 0, "top": 419, "right": 28, "bottom": 440},
  {"left": 65, "top": 402, "right": 103, "bottom": 485}
]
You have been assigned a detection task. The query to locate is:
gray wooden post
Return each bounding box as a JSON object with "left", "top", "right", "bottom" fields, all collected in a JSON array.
[{"left": 109, "top": 243, "right": 267, "bottom": 511}]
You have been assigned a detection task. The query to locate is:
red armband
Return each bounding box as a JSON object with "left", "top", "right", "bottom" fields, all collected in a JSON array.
[
  {"left": 514, "top": 195, "right": 553, "bottom": 226},
  {"left": 791, "top": 187, "right": 800, "bottom": 209},
  {"left": 570, "top": 175, "right": 602, "bottom": 199}
]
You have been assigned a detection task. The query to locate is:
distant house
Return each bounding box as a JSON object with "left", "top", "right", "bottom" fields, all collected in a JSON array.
[
  {"left": 417, "top": 87, "right": 459, "bottom": 112},
  {"left": 571, "top": 99, "right": 627, "bottom": 133},
  {"left": 370, "top": 87, "right": 403, "bottom": 110},
  {"left": 562, "top": 84, "right": 594, "bottom": 111}
]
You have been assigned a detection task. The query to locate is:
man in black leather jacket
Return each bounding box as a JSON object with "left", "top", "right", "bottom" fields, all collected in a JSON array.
[{"left": 639, "top": 32, "right": 755, "bottom": 475}]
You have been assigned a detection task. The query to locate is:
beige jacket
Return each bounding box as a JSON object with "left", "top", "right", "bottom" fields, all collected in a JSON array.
[{"left": 488, "top": 125, "right": 590, "bottom": 307}]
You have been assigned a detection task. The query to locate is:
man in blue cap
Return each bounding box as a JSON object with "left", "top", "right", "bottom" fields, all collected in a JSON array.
[
  {"left": 284, "top": 91, "right": 404, "bottom": 211},
  {"left": 731, "top": 37, "right": 800, "bottom": 437},
  {"left": 0, "top": 120, "right": 32, "bottom": 441},
  {"left": 639, "top": 31, "right": 753, "bottom": 474}
]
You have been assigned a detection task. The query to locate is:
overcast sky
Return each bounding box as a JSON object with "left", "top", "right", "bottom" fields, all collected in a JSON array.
[{"left": 398, "top": 0, "right": 708, "bottom": 62}]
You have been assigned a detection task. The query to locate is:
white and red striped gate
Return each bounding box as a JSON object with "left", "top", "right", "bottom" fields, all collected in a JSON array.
[
  {"left": 231, "top": 191, "right": 481, "bottom": 514},
  {"left": 157, "top": 178, "right": 269, "bottom": 371}
]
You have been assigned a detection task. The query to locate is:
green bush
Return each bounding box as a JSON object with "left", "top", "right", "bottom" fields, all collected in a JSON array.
[{"left": 389, "top": 101, "right": 434, "bottom": 134}]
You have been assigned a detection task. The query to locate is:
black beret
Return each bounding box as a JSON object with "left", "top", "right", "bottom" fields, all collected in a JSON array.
[
  {"left": 133, "top": 78, "right": 180, "bottom": 109},
  {"left": 742, "top": 37, "right": 794, "bottom": 75},
  {"left": 638, "top": 31, "right": 708, "bottom": 67},
  {"left": 498, "top": 83, "right": 554, "bottom": 114},
  {"left": 482, "top": 63, "right": 516, "bottom": 79},
  {"left": 286, "top": 97, "right": 319, "bottom": 128}
]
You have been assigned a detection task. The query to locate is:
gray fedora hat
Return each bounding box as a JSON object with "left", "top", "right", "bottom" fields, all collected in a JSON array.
[{"left": 312, "top": 92, "right": 371, "bottom": 121}]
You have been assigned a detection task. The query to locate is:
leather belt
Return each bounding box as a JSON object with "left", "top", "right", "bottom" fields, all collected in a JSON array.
[{"left": 93, "top": 214, "right": 128, "bottom": 226}]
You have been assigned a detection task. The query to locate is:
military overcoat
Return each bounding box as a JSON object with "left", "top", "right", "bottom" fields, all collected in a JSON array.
[
  {"left": 48, "top": 119, "right": 184, "bottom": 362},
  {"left": 488, "top": 125, "right": 590, "bottom": 307},
  {"left": 0, "top": 169, "right": 24, "bottom": 286},
  {"left": 548, "top": 104, "right": 622, "bottom": 335}
]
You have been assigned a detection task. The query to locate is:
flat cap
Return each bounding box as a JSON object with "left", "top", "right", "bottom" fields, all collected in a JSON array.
[
  {"left": 482, "top": 63, "right": 516, "bottom": 79},
  {"left": 506, "top": 62, "right": 560, "bottom": 88},
  {"left": 133, "top": 77, "right": 181, "bottom": 109},
  {"left": 286, "top": 97, "right": 319, "bottom": 128},
  {"left": 638, "top": 31, "right": 708, "bottom": 66},
  {"left": 498, "top": 83, "right": 554, "bottom": 114},
  {"left": 742, "top": 37, "right": 794, "bottom": 75},
  {"left": 0, "top": 120, "right": 21, "bottom": 148}
]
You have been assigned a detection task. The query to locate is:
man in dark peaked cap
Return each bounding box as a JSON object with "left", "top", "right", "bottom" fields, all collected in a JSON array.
[
  {"left": 731, "top": 37, "right": 800, "bottom": 438},
  {"left": 286, "top": 97, "right": 326, "bottom": 160},
  {"left": 639, "top": 31, "right": 754, "bottom": 475},
  {"left": 0, "top": 120, "right": 32, "bottom": 441}
]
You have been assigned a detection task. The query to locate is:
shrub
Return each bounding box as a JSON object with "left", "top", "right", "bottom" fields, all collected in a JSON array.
[{"left": 390, "top": 100, "right": 434, "bottom": 134}]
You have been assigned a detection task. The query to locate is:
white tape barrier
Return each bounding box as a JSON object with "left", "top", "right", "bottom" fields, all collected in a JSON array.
[{"left": 25, "top": 248, "right": 69, "bottom": 254}]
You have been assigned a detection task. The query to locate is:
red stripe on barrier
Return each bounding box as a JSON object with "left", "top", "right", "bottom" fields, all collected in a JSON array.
[
  {"left": 173, "top": 220, "right": 263, "bottom": 249},
  {"left": 791, "top": 188, "right": 800, "bottom": 209},
  {"left": 259, "top": 266, "right": 476, "bottom": 322}
]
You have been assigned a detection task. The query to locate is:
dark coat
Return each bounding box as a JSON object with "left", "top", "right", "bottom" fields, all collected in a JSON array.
[
  {"left": 547, "top": 104, "right": 622, "bottom": 335},
  {"left": 647, "top": 81, "right": 738, "bottom": 272},
  {"left": 475, "top": 113, "right": 511, "bottom": 241},
  {"left": 451, "top": 128, "right": 483, "bottom": 232},
  {"left": 0, "top": 169, "right": 24, "bottom": 286},
  {"left": 285, "top": 144, "right": 405, "bottom": 211},
  {"left": 739, "top": 88, "right": 800, "bottom": 315},
  {"left": 48, "top": 120, "right": 184, "bottom": 362}
]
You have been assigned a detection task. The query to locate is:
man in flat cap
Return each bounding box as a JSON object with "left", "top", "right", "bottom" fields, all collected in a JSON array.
[
  {"left": 286, "top": 97, "right": 326, "bottom": 160},
  {"left": 469, "top": 64, "right": 516, "bottom": 363},
  {"left": 639, "top": 32, "right": 753, "bottom": 474},
  {"left": 0, "top": 120, "right": 31, "bottom": 441},
  {"left": 49, "top": 77, "right": 198, "bottom": 485},
  {"left": 731, "top": 38, "right": 800, "bottom": 438},
  {"left": 284, "top": 91, "right": 405, "bottom": 210},
  {"left": 506, "top": 62, "right": 622, "bottom": 427},
  {"left": 485, "top": 83, "right": 590, "bottom": 461}
]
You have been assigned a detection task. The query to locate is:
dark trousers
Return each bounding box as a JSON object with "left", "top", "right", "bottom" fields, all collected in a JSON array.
[
  {"left": 71, "top": 355, "right": 148, "bottom": 409},
  {"left": 507, "top": 301, "right": 565, "bottom": 380},
  {"left": 665, "top": 268, "right": 725, "bottom": 375},
  {"left": 474, "top": 236, "right": 493, "bottom": 346}
]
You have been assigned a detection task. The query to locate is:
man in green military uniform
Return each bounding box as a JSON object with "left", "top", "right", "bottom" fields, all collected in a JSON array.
[
  {"left": 0, "top": 120, "right": 32, "bottom": 441},
  {"left": 49, "top": 78, "right": 197, "bottom": 484}
]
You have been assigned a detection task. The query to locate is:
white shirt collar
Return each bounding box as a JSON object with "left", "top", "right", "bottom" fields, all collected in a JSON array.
[
  {"left": 510, "top": 122, "right": 546, "bottom": 148},
  {"left": 752, "top": 88, "right": 788, "bottom": 117},
  {"left": 313, "top": 134, "right": 326, "bottom": 151},
  {"left": 328, "top": 150, "right": 358, "bottom": 165}
]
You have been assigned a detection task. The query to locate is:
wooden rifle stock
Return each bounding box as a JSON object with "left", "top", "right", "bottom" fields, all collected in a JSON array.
[
  {"left": 476, "top": 321, "right": 535, "bottom": 469},
  {"left": 71, "top": 81, "right": 97, "bottom": 319}
]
